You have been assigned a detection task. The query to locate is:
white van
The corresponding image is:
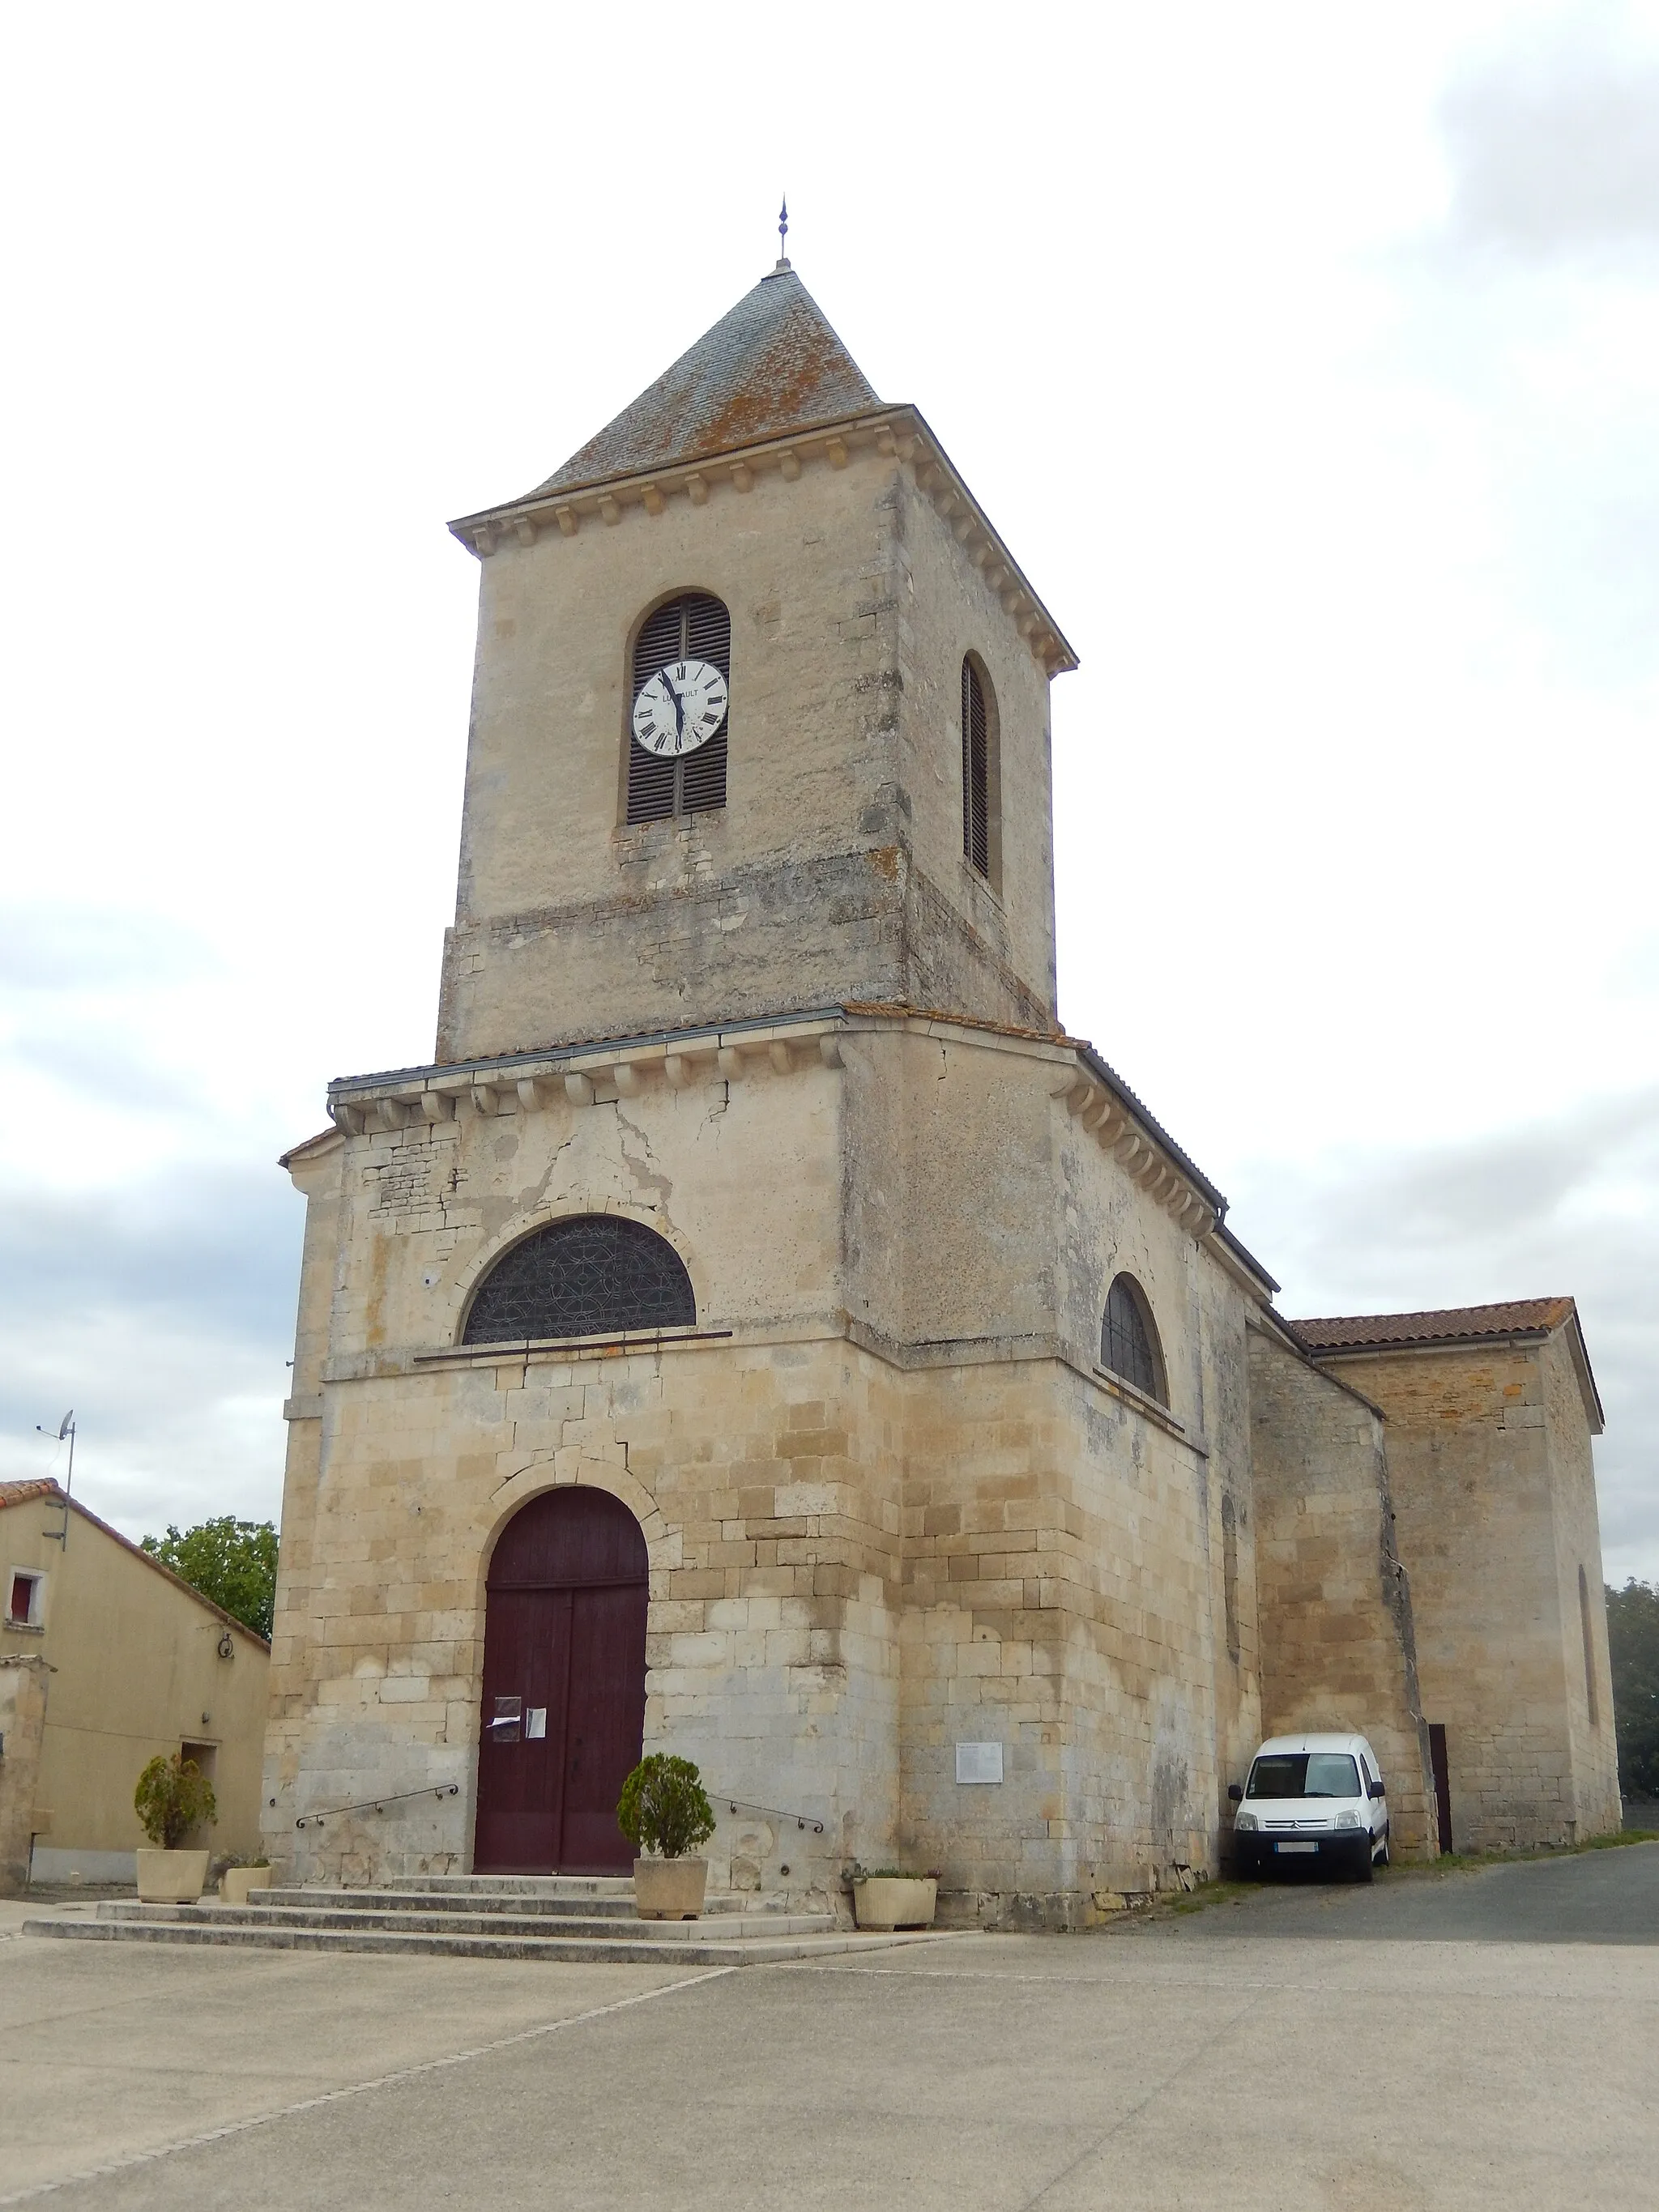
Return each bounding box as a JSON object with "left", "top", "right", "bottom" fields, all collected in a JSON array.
[{"left": 1229, "top": 1732, "right": 1389, "bottom": 1881}]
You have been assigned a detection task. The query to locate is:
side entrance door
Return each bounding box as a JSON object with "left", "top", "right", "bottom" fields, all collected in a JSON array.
[{"left": 474, "top": 1488, "right": 648, "bottom": 1874}]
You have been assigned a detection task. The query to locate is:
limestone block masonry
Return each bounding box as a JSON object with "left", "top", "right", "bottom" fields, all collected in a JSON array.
[
  {"left": 266, "top": 257, "right": 1622, "bottom": 1924},
  {"left": 266, "top": 1006, "right": 1268, "bottom": 1923}
]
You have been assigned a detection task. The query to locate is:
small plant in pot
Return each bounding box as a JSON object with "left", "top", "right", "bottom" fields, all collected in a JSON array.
[
  {"left": 617, "top": 1754, "right": 716, "bottom": 1920},
  {"left": 216, "top": 1852, "right": 273, "bottom": 1907},
  {"left": 133, "top": 1754, "right": 217, "bottom": 1903},
  {"left": 848, "top": 1861, "right": 940, "bottom": 1930}
]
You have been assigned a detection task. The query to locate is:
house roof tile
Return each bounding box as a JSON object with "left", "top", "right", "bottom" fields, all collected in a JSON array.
[{"left": 1287, "top": 1298, "right": 1578, "bottom": 1353}]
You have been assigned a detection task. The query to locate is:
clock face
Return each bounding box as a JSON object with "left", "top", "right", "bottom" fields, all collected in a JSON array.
[{"left": 632, "top": 658, "right": 728, "bottom": 757}]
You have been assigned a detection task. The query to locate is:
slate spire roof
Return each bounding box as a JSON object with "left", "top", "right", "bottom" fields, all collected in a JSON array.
[{"left": 527, "top": 266, "right": 881, "bottom": 498}]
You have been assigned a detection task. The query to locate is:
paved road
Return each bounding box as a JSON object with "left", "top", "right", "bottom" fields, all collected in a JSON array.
[
  {"left": 1204, "top": 1837, "right": 1659, "bottom": 1942},
  {"left": 2, "top": 1844, "right": 1655, "bottom": 2211}
]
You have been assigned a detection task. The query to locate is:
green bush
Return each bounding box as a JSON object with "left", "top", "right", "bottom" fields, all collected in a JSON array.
[
  {"left": 616, "top": 1754, "right": 715, "bottom": 1860},
  {"left": 140, "top": 1518, "right": 278, "bottom": 1641},
  {"left": 1607, "top": 1579, "right": 1659, "bottom": 1797},
  {"left": 134, "top": 1754, "right": 218, "bottom": 1850}
]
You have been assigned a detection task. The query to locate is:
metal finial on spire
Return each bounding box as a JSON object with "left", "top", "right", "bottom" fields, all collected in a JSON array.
[{"left": 774, "top": 194, "right": 791, "bottom": 272}]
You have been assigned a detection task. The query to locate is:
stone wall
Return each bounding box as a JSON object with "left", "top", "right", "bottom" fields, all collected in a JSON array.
[
  {"left": 1316, "top": 1332, "right": 1620, "bottom": 1849},
  {"left": 266, "top": 1011, "right": 1260, "bottom": 1917},
  {"left": 434, "top": 441, "right": 1060, "bottom": 1063},
  {"left": 0, "top": 1657, "right": 49, "bottom": 1894},
  {"left": 1246, "top": 1328, "right": 1436, "bottom": 1857}
]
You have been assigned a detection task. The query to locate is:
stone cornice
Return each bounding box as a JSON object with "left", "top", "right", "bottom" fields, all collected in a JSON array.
[
  {"left": 312, "top": 1315, "right": 1209, "bottom": 1458},
  {"left": 446, "top": 403, "right": 1078, "bottom": 680},
  {"left": 322, "top": 1004, "right": 1230, "bottom": 1266}
]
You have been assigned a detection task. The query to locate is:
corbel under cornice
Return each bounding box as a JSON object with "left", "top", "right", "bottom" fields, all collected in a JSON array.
[
  {"left": 322, "top": 1003, "right": 1231, "bottom": 1266},
  {"left": 446, "top": 404, "right": 1078, "bottom": 680}
]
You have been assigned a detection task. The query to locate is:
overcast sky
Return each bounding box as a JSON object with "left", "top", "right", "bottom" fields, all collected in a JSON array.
[{"left": 2, "top": 2, "right": 1655, "bottom": 1583}]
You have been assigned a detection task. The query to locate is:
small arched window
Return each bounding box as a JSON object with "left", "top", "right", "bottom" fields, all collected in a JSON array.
[
  {"left": 1578, "top": 1564, "right": 1599, "bottom": 1727},
  {"left": 1100, "top": 1273, "right": 1166, "bottom": 1405},
  {"left": 961, "top": 655, "right": 998, "bottom": 884},
  {"left": 463, "top": 1215, "right": 696, "bottom": 1345},
  {"left": 625, "top": 592, "right": 731, "bottom": 825},
  {"left": 1222, "top": 1494, "right": 1240, "bottom": 1663}
]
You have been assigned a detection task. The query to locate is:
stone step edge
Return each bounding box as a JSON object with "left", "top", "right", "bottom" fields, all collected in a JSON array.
[
  {"left": 259, "top": 1887, "right": 758, "bottom": 1917},
  {"left": 23, "top": 1918, "right": 958, "bottom": 1965},
  {"left": 98, "top": 1903, "right": 839, "bottom": 1939}
]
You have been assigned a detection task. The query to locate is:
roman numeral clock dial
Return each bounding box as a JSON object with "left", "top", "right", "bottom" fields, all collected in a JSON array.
[{"left": 631, "top": 658, "right": 728, "bottom": 757}]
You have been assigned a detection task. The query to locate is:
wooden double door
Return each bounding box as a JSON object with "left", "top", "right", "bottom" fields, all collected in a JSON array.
[{"left": 474, "top": 1489, "right": 647, "bottom": 1874}]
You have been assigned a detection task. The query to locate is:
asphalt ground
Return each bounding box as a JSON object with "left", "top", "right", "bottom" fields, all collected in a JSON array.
[{"left": 2, "top": 1841, "right": 1655, "bottom": 2211}]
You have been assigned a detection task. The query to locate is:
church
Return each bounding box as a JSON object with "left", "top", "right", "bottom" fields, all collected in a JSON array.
[{"left": 263, "top": 247, "right": 1622, "bottom": 1922}]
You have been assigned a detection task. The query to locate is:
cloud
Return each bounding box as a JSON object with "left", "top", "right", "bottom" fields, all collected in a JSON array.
[
  {"left": 0, "top": 905, "right": 218, "bottom": 992},
  {"left": 0, "top": 1165, "right": 304, "bottom": 1539},
  {"left": 1232, "top": 1085, "right": 1659, "bottom": 1583},
  {"left": 1440, "top": 11, "right": 1659, "bottom": 262}
]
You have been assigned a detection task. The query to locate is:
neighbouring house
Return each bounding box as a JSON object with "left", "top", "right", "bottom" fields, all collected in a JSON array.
[{"left": 0, "top": 1481, "right": 270, "bottom": 1890}]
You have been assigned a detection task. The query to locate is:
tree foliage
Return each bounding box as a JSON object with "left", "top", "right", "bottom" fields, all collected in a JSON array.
[
  {"left": 616, "top": 1754, "right": 715, "bottom": 1860},
  {"left": 141, "top": 1517, "right": 278, "bottom": 1640},
  {"left": 1606, "top": 1579, "right": 1659, "bottom": 1798},
  {"left": 134, "top": 1753, "right": 217, "bottom": 1849}
]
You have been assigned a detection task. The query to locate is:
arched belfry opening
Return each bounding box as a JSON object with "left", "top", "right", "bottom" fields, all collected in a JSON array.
[{"left": 475, "top": 1488, "right": 648, "bottom": 1874}]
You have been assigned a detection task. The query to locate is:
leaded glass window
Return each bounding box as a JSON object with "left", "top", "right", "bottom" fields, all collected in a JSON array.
[
  {"left": 463, "top": 1216, "right": 696, "bottom": 1345},
  {"left": 1101, "top": 1274, "right": 1166, "bottom": 1404}
]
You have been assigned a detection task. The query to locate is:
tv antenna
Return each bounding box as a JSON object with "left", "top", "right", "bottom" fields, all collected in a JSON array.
[{"left": 35, "top": 1410, "right": 75, "bottom": 1548}]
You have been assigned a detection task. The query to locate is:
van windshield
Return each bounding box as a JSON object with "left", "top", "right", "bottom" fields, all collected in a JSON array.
[{"left": 1247, "top": 1753, "right": 1361, "bottom": 1800}]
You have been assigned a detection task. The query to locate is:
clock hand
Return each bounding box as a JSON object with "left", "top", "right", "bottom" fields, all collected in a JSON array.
[{"left": 660, "top": 666, "right": 684, "bottom": 739}]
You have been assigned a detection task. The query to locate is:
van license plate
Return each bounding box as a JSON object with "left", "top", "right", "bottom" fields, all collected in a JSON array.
[{"left": 1274, "top": 1840, "right": 1318, "bottom": 1855}]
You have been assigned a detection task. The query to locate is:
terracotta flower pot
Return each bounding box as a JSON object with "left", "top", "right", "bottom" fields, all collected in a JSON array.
[
  {"left": 220, "top": 1866, "right": 273, "bottom": 1906},
  {"left": 135, "top": 1848, "right": 211, "bottom": 1903},
  {"left": 852, "top": 1876, "right": 937, "bottom": 1930},
  {"left": 633, "top": 1856, "right": 708, "bottom": 1920}
]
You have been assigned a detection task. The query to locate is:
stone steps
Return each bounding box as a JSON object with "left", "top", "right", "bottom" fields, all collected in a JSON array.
[
  {"left": 92, "top": 1899, "right": 839, "bottom": 1941},
  {"left": 23, "top": 1876, "right": 953, "bottom": 1967},
  {"left": 260, "top": 1883, "right": 753, "bottom": 1919}
]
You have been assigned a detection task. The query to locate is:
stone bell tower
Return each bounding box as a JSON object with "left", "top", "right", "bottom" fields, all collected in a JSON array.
[
  {"left": 267, "top": 252, "right": 1282, "bottom": 1921},
  {"left": 435, "top": 254, "right": 1075, "bottom": 1062}
]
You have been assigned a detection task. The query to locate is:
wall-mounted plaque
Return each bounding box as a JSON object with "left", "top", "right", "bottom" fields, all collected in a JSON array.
[{"left": 955, "top": 1741, "right": 1004, "bottom": 1784}]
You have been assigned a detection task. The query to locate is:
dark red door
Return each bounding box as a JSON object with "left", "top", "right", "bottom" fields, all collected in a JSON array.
[{"left": 475, "top": 1489, "right": 648, "bottom": 1874}]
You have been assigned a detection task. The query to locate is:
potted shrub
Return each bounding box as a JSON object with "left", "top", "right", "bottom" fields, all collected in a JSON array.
[
  {"left": 849, "top": 1865, "right": 939, "bottom": 1930},
  {"left": 218, "top": 1855, "right": 273, "bottom": 1907},
  {"left": 617, "top": 1754, "right": 716, "bottom": 1920},
  {"left": 133, "top": 1753, "right": 217, "bottom": 1903}
]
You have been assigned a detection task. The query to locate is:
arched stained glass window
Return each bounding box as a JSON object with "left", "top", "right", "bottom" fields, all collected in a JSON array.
[
  {"left": 1100, "top": 1273, "right": 1166, "bottom": 1405},
  {"left": 463, "top": 1215, "right": 696, "bottom": 1345}
]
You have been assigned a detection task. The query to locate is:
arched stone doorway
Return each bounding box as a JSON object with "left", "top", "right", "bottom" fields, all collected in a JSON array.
[{"left": 475, "top": 1488, "right": 648, "bottom": 1874}]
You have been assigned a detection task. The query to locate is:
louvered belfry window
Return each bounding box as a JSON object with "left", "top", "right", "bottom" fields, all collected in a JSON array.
[
  {"left": 625, "top": 593, "right": 731, "bottom": 825},
  {"left": 962, "top": 655, "right": 990, "bottom": 877},
  {"left": 1101, "top": 1274, "right": 1166, "bottom": 1404}
]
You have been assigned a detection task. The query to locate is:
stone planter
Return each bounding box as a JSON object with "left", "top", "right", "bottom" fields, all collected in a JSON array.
[
  {"left": 220, "top": 1866, "right": 273, "bottom": 1907},
  {"left": 633, "top": 1856, "right": 708, "bottom": 1920},
  {"left": 135, "top": 1848, "right": 211, "bottom": 1903},
  {"left": 852, "top": 1876, "right": 937, "bottom": 1931}
]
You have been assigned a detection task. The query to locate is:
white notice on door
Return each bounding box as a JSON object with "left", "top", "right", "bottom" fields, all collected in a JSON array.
[
  {"left": 955, "top": 1741, "right": 1004, "bottom": 1785},
  {"left": 526, "top": 1708, "right": 547, "bottom": 1740}
]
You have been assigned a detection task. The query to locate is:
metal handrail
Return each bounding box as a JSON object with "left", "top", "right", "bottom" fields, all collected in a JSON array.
[
  {"left": 719, "top": 1793, "right": 825, "bottom": 1835},
  {"left": 295, "top": 1784, "right": 458, "bottom": 1831}
]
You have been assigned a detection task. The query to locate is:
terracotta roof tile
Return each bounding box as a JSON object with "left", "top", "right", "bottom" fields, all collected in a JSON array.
[
  {"left": 1288, "top": 1298, "right": 1577, "bottom": 1353},
  {"left": 526, "top": 267, "right": 880, "bottom": 497}
]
